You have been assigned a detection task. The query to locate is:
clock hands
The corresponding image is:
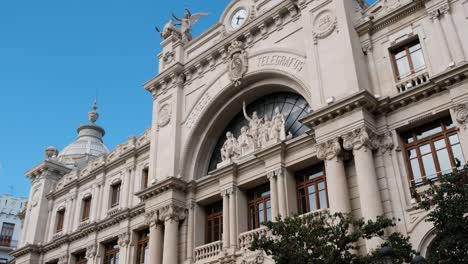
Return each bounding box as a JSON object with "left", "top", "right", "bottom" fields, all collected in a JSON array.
[{"left": 236, "top": 15, "right": 245, "bottom": 25}]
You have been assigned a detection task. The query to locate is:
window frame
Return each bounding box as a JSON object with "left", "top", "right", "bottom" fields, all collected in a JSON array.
[
  {"left": 402, "top": 117, "right": 464, "bottom": 187},
  {"left": 390, "top": 39, "right": 426, "bottom": 81},
  {"left": 74, "top": 252, "right": 87, "bottom": 264},
  {"left": 103, "top": 240, "right": 120, "bottom": 264},
  {"left": 81, "top": 196, "right": 92, "bottom": 222},
  {"left": 55, "top": 208, "right": 66, "bottom": 233},
  {"left": 205, "top": 201, "right": 223, "bottom": 244},
  {"left": 142, "top": 167, "right": 149, "bottom": 190},
  {"left": 247, "top": 183, "right": 271, "bottom": 231},
  {"left": 295, "top": 164, "right": 329, "bottom": 215},
  {"left": 0, "top": 223, "right": 15, "bottom": 247},
  {"left": 136, "top": 229, "right": 149, "bottom": 264},
  {"left": 110, "top": 182, "right": 121, "bottom": 208}
]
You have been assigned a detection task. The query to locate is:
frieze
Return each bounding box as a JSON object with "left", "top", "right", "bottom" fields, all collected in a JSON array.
[{"left": 256, "top": 55, "right": 305, "bottom": 72}]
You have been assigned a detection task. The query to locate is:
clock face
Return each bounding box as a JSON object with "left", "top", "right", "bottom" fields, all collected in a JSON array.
[{"left": 231, "top": 9, "right": 248, "bottom": 29}]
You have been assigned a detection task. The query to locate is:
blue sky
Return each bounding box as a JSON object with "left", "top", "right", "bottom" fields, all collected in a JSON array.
[{"left": 0, "top": 0, "right": 377, "bottom": 198}]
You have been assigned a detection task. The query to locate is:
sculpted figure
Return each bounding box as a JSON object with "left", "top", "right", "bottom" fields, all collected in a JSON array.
[
  {"left": 238, "top": 126, "right": 255, "bottom": 155},
  {"left": 258, "top": 116, "right": 271, "bottom": 148},
  {"left": 270, "top": 107, "right": 286, "bottom": 141},
  {"left": 243, "top": 101, "right": 261, "bottom": 146},
  {"left": 221, "top": 132, "right": 240, "bottom": 161},
  {"left": 173, "top": 9, "right": 209, "bottom": 43},
  {"left": 155, "top": 18, "right": 181, "bottom": 39}
]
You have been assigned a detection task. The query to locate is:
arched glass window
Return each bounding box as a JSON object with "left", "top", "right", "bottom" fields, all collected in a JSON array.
[{"left": 208, "top": 92, "right": 311, "bottom": 172}]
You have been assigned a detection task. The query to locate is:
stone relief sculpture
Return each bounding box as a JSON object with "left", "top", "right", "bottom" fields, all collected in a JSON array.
[
  {"left": 218, "top": 102, "right": 289, "bottom": 168},
  {"left": 228, "top": 40, "right": 248, "bottom": 87}
]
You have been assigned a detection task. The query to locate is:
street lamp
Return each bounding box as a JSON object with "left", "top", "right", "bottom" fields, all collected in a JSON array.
[
  {"left": 412, "top": 255, "right": 428, "bottom": 264},
  {"left": 380, "top": 246, "right": 395, "bottom": 264}
]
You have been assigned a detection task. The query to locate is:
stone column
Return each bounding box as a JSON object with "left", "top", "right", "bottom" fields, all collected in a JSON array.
[
  {"left": 452, "top": 103, "right": 468, "bottom": 154},
  {"left": 85, "top": 244, "right": 96, "bottom": 264},
  {"left": 429, "top": 8, "right": 454, "bottom": 66},
  {"left": 186, "top": 202, "right": 195, "bottom": 263},
  {"left": 267, "top": 171, "right": 279, "bottom": 219},
  {"left": 146, "top": 211, "right": 163, "bottom": 264},
  {"left": 221, "top": 189, "right": 230, "bottom": 249},
  {"left": 228, "top": 188, "right": 237, "bottom": 249},
  {"left": 343, "top": 127, "right": 383, "bottom": 250},
  {"left": 118, "top": 232, "right": 130, "bottom": 264},
  {"left": 161, "top": 205, "right": 186, "bottom": 264},
  {"left": 276, "top": 168, "right": 287, "bottom": 217},
  {"left": 317, "top": 138, "right": 351, "bottom": 214}
]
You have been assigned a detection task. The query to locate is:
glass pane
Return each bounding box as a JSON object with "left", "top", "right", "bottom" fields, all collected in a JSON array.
[
  {"left": 420, "top": 144, "right": 432, "bottom": 155},
  {"left": 408, "top": 149, "right": 417, "bottom": 159},
  {"left": 258, "top": 203, "right": 264, "bottom": 224},
  {"left": 416, "top": 125, "right": 442, "bottom": 140},
  {"left": 452, "top": 144, "right": 465, "bottom": 168},
  {"left": 266, "top": 200, "right": 272, "bottom": 222},
  {"left": 444, "top": 119, "right": 455, "bottom": 129},
  {"left": 249, "top": 207, "right": 255, "bottom": 229},
  {"left": 422, "top": 154, "right": 437, "bottom": 179},
  {"left": 318, "top": 181, "right": 325, "bottom": 191},
  {"left": 308, "top": 186, "right": 317, "bottom": 211},
  {"left": 437, "top": 148, "right": 452, "bottom": 174},
  {"left": 410, "top": 50, "right": 426, "bottom": 72},
  {"left": 396, "top": 57, "right": 411, "bottom": 78},
  {"left": 319, "top": 189, "right": 328, "bottom": 209},
  {"left": 449, "top": 134, "right": 460, "bottom": 145},
  {"left": 434, "top": 139, "right": 446, "bottom": 150},
  {"left": 299, "top": 189, "right": 307, "bottom": 214},
  {"left": 395, "top": 50, "right": 407, "bottom": 60},
  {"left": 409, "top": 43, "right": 421, "bottom": 53}
]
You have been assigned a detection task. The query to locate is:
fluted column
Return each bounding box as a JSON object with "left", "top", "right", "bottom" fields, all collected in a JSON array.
[
  {"left": 146, "top": 210, "right": 164, "bottom": 264},
  {"left": 221, "top": 189, "right": 230, "bottom": 249},
  {"left": 317, "top": 138, "right": 351, "bottom": 213},
  {"left": 228, "top": 188, "right": 237, "bottom": 249},
  {"left": 160, "top": 205, "right": 186, "bottom": 264},
  {"left": 118, "top": 232, "right": 130, "bottom": 264},
  {"left": 186, "top": 201, "right": 195, "bottom": 263},
  {"left": 267, "top": 171, "right": 279, "bottom": 219},
  {"left": 343, "top": 127, "right": 383, "bottom": 250},
  {"left": 276, "top": 168, "right": 287, "bottom": 217}
]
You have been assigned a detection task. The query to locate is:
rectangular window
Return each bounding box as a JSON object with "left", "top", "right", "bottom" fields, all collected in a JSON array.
[
  {"left": 75, "top": 252, "right": 87, "bottom": 264},
  {"left": 296, "top": 164, "right": 329, "bottom": 215},
  {"left": 81, "top": 196, "right": 92, "bottom": 221},
  {"left": 247, "top": 183, "right": 271, "bottom": 230},
  {"left": 0, "top": 223, "right": 14, "bottom": 247},
  {"left": 142, "top": 167, "right": 149, "bottom": 189},
  {"left": 56, "top": 209, "right": 65, "bottom": 233},
  {"left": 205, "top": 201, "right": 223, "bottom": 243},
  {"left": 402, "top": 117, "right": 465, "bottom": 187},
  {"left": 136, "top": 229, "right": 149, "bottom": 264},
  {"left": 391, "top": 39, "right": 426, "bottom": 80},
  {"left": 103, "top": 240, "right": 120, "bottom": 264},
  {"left": 110, "top": 182, "right": 121, "bottom": 208}
]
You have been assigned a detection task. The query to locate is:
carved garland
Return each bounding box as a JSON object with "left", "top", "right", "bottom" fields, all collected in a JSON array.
[{"left": 453, "top": 103, "right": 468, "bottom": 130}]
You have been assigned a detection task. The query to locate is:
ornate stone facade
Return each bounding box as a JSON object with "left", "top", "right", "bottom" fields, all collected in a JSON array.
[{"left": 12, "top": 0, "right": 468, "bottom": 264}]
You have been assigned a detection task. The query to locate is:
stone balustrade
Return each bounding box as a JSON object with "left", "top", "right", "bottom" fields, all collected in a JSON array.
[
  {"left": 396, "top": 72, "right": 430, "bottom": 93},
  {"left": 194, "top": 240, "right": 223, "bottom": 263},
  {"left": 238, "top": 226, "right": 270, "bottom": 250}
]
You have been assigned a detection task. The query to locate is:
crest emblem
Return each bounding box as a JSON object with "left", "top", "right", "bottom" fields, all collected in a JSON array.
[{"left": 228, "top": 40, "right": 248, "bottom": 87}]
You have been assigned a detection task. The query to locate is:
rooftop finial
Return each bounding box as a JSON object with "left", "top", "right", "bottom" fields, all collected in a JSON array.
[{"left": 88, "top": 99, "right": 99, "bottom": 124}]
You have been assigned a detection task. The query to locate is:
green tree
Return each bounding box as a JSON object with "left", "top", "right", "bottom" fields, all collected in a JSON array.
[
  {"left": 416, "top": 165, "right": 468, "bottom": 263},
  {"left": 250, "top": 212, "right": 416, "bottom": 264}
]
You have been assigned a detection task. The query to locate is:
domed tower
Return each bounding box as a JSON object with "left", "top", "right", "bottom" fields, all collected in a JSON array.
[{"left": 58, "top": 100, "right": 109, "bottom": 168}]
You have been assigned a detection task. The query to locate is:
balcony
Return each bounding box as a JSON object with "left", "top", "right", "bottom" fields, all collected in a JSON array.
[
  {"left": 238, "top": 227, "right": 270, "bottom": 251},
  {"left": 396, "top": 72, "right": 430, "bottom": 93},
  {"left": 0, "top": 236, "right": 17, "bottom": 249},
  {"left": 194, "top": 240, "right": 223, "bottom": 263}
]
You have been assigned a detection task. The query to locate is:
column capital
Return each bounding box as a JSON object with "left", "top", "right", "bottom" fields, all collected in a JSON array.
[
  {"left": 159, "top": 204, "right": 187, "bottom": 222},
  {"left": 85, "top": 244, "right": 97, "bottom": 260},
  {"left": 317, "top": 137, "right": 342, "bottom": 161},
  {"left": 342, "top": 127, "right": 379, "bottom": 152},
  {"left": 221, "top": 186, "right": 237, "bottom": 197},
  {"left": 378, "top": 132, "right": 395, "bottom": 155},
  {"left": 453, "top": 103, "right": 468, "bottom": 130},
  {"left": 145, "top": 209, "right": 160, "bottom": 227},
  {"left": 118, "top": 231, "right": 130, "bottom": 248}
]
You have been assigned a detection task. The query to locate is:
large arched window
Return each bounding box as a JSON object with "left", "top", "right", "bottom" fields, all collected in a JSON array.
[{"left": 208, "top": 92, "right": 311, "bottom": 172}]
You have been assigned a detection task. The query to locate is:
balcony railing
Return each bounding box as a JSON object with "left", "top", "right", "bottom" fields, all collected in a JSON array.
[
  {"left": 194, "top": 240, "right": 223, "bottom": 263},
  {"left": 396, "top": 72, "right": 430, "bottom": 93},
  {"left": 0, "top": 236, "right": 17, "bottom": 249},
  {"left": 238, "top": 226, "right": 270, "bottom": 250}
]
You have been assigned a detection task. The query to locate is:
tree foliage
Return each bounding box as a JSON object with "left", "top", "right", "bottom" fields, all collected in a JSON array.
[
  {"left": 250, "top": 212, "right": 416, "bottom": 264},
  {"left": 416, "top": 165, "right": 468, "bottom": 263}
]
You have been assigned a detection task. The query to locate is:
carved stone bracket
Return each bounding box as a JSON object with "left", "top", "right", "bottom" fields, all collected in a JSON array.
[
  {"left": 453, "top": 103, "right": 468, "bottom": 130},
  {"left": 118, "top": 231, "right": 130, "bottom": 248},
  {"left": 144, "top": 209, "right": 159, "bottom": 226},
  {"left": 317, "top": 138, "right": 342, "bottom": 161},
  {"left": 379, "top": 132, "right": 395, "bottom": 155},
  {"left": 342, "top": 127, "right": 380, "bottom": 152},
  {"left": 86, "top": 244, "right": 97, "bottom": 260},
  {"left": 58, "top": 255, "right": 68, "bottom": 264},
  {"left": 159, "top": 204, "right": 187, "bottom": 222}
]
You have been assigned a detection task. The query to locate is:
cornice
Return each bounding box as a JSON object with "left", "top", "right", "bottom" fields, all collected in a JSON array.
[
  {"left": 135, "top": 177, "right": 187, "bottom": 201},
  {"left": 302, "top": 63, "right": 468, "bottom": 128}
]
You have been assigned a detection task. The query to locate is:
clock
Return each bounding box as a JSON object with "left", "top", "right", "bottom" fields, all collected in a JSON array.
[{"left": 230, "top": 9, "right": 248, "bottom": 30}]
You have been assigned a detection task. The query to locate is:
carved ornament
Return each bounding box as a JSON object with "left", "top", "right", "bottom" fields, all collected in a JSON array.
[
  {"left": 158, "top": 103, "right": 172, "bottom": 128},
  {"left": 313, "top": 10, "right": 337, "bottom": 43},
  {"left": 453, "top": 103, "right": 468, "bottom": 129},
  {"left": 228, "top": 40, "right": 248, "bottom": 87},
  {"left": 317, "top": 138, "right": 342, "bottom": 161},
  {"left": 86, "top": 244, "right": 97, "bottom": 259},
  {"left": 342, "top": 127, "right": 379, "bottom": 151},
  {"left": 159, "top": 204, "right": 187, "bottom": 222},
  {"left": 118, "top": 232, "right": 130, "bottom": 248}
]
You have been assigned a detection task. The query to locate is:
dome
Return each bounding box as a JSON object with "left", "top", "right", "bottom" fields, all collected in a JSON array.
[{"left": 58, "top": 101, "right": 109, "bottom": 168}]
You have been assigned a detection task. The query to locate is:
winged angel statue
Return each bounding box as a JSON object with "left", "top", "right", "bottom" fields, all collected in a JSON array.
[{"left": 156, "top": 9, "right": 208, "bottom": 43}]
